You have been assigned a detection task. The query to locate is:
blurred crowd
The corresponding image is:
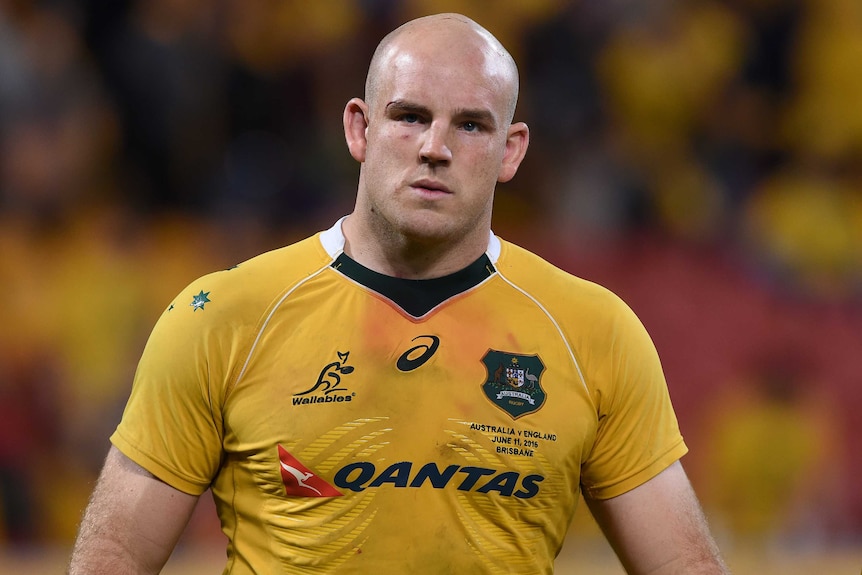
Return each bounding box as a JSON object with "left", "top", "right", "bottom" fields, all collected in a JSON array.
[{"left": 0, "top": 0, "right": 860, "bottom": 552}]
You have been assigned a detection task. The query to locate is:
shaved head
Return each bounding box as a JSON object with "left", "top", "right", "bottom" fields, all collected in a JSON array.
[
  {"left": 341, "top": 12, "right": 530, "bottom": 276},
  {"left": 365, "top": 13, "right": 520, "bottom": 124}
]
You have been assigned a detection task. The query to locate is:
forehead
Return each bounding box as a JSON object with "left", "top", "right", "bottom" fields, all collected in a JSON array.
[{"left": 373, "top": 37, "right": 513, "bottom": 117}]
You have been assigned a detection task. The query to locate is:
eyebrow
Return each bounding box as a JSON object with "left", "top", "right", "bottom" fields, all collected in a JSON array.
[
  {"left": 385, "top": 100, "right": 498, "bottom": 129},
  {"left": 385, "top": 100, "right": 431, "bottom": 117}
]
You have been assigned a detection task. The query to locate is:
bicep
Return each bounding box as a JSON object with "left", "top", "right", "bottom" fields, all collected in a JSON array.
[
  {"left": 68, "top": 446, "right": 200, "bottom": 575},
  {"left": 585, "top": 461, "right": 729, "bottom": 575}
]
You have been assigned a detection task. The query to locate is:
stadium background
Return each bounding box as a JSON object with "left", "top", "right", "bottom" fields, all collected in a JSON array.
[{"left": 0, "top": 0, "right": 860, "bottom": 572}]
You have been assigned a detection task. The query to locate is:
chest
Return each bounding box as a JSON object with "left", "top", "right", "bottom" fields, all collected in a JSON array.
[{"left": 221, "top": 277, "right": 597, "bottom": 495}]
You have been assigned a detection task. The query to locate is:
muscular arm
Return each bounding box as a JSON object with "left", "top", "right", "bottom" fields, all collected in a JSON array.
[
  {"left": 586, "top": 461, "right": 730, "bottom": 575},
  {"left": 67, "top": 446, "right": 200, "bottom": 575}
]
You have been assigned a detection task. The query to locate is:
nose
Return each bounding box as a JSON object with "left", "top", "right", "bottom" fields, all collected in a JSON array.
[{"left": 419, "top": 122, "right": 452, "bottom": 165}]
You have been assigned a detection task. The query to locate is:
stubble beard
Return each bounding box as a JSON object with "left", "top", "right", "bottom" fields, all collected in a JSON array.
[
  {"left": 374, "top": 191, "right": 491, "bottom": 249},
  {"left": 364, "top": 194, "right": 493, "bottom": 274}
]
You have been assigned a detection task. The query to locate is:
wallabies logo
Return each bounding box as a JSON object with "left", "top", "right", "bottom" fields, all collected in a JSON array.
[{"left": 481, "top": 351, "right": 546, "bottom": 419}]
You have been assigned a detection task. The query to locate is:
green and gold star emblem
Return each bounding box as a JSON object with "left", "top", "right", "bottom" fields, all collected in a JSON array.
[{"left": 190, "top": 290, "right": 211, "bottom": 311}]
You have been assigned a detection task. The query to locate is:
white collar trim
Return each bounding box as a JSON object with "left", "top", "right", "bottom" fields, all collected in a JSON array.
[{"left": 319, "top": 216, "right": 501, "bottom": 264}]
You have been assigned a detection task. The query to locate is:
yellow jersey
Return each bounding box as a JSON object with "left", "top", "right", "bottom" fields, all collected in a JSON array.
[{"left": 112, "top": 219, "right": 687, "bottom": 574}]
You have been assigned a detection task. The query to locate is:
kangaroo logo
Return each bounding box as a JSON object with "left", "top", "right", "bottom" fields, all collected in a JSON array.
[
  {"left": 279, "top": 461, "right": 321, "bottom": 495},
  {"left": 277, "top": 445, "right": 342, "bottom": 497},
  {"left": 295, "top": 351, "right": 355, "bottom": 396}
]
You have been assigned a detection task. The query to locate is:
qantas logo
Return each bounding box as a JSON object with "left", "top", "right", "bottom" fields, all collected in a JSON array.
[
  {"left": 277, "top": 446, "right": 342, "bottom": 497},
  {"left": 275, "top": 451, "right": 545, "bottom": 499},
  {"left": 333, "top": 461, "right": 543, "bottom": 497}
]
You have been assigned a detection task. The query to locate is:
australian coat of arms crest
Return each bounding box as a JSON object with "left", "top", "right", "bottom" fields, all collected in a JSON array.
[{"left": 481, "top": 350, "right": 546, "bottom": 419}]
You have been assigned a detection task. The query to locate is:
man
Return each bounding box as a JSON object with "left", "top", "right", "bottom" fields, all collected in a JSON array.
[{"left": 68, "top": 13, "right": 729, "bottom": 574}]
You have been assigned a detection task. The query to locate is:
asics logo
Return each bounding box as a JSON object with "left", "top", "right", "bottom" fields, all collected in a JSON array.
[{"left": 397, "top": 335, "right": 440, "bottom": 372}]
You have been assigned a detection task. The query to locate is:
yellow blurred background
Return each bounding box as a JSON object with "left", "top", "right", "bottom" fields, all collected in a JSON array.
[{"left": 0, "top": 0, "right": 860, "bottom": 572}]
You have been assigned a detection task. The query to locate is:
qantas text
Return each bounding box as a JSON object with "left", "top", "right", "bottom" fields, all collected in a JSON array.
[{"left": 333, "top": 461, "right": 544, "bottom": 498}]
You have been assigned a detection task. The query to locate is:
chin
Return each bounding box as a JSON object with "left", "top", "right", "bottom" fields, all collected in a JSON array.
[{"left": 398, "top": 210, "right": 465, "bottom": 240}]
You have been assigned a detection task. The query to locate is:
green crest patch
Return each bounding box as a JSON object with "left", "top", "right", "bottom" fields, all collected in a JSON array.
[{"left": 481, "top": 350, "right": 546, "bottom": 419}]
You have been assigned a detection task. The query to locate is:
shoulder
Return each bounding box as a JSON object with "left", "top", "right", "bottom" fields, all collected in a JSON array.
[
  {"left": 163, "top": 233, "right": 333, "bottom": 327},
  {"left": 218, "top": 234, "right": 332, "bottom": 289},
  {"left": 493, "top": 238, "right": 631, "bottom": 321}
]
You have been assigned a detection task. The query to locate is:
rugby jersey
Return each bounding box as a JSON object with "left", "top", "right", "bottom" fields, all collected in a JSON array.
[{"left": 112, "top": 219, "right": 687, "bottom": 574}]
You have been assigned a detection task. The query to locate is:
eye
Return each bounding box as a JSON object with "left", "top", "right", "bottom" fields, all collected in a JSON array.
[
  {"left": 401, "top": 113, "right": 421, "bottom": 124},
  {"left": 462, "top": 121, "right": 479, "bottom": 132}
]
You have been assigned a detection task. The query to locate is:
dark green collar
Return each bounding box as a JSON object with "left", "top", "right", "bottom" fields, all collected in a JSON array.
[{"left": 331, "top": 253, "right": 495, "bottom": 317}]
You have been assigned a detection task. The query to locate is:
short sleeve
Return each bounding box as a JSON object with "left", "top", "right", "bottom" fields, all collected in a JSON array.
[
  {"left": 579, "top": 297, "right": 688, "bottom": 500},
  {"left": 111, "top": 280, "right": 229, "bottom": 495}
]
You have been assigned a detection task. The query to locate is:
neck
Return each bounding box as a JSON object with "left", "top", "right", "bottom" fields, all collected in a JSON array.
[{"left": 340, "top": 213, "right": 490, "bottom": 279}]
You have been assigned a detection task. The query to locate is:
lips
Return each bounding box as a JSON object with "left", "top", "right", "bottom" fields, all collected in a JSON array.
[{"left": 411, "top": 179, "right": 452, "bottom": 194}]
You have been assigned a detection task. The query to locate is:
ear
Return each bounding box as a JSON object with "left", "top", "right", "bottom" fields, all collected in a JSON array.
[
  {"left": 497, "top": 122, "right": 530, "bottom": 183},
  {"left": 344, "top": 98, "right": 369, "bottom": 162}
]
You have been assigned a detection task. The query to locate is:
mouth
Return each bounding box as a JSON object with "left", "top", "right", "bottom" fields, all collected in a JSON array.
[{"left": 410, "top": 179, "right": 452, "bottom": 195}]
